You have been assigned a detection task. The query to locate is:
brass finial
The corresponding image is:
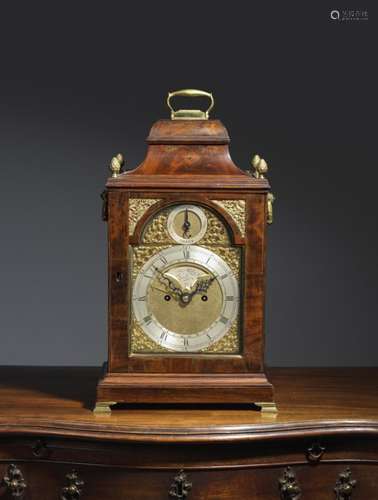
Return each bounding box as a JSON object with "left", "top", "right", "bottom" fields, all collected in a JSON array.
[
  {"left": 250, "top": 154, "right": 275, "bottom": 224},
  {"left": 109, "top": 153, "right": 124, "bottom": 178},
  {"left": 251, "top": 154, "right": 268, "bottom": 179}
]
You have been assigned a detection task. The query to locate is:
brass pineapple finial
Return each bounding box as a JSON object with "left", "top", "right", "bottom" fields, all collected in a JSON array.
[
  {"left": 250, "top": 154, "right": 275, "bottom": 224},
  {"left": 109, "top": 153, "right": 124, "bottom": 178},
  {"left": 251, "top": 154, "right": 268, "bottom": 179}
]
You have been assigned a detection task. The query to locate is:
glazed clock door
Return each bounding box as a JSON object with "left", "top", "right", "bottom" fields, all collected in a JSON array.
[{"left": 129, "top": 202, "right": 242, "bottom": 356}]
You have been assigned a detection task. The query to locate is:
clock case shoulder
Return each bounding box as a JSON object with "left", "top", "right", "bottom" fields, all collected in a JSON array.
[{"left": 97, "top": 118, "right": 275, "bottom": 409}]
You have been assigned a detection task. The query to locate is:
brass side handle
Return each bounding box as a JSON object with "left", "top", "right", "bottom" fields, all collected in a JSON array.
[
  {"left": 267, "top": 192, "right": 275, "bottom": 225},
  {"left": 2, "top": 464, "right": 27, "bottom": 498},
  {"left": 101, "top": 190, "right": 108, "bottom": 221},
  {"left": 167, "top": 89, "right": 214, "bottom": 120}
]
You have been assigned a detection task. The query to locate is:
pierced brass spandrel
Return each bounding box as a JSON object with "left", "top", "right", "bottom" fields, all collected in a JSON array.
[
  {"left": 129, "top": 198, "right": 161, "bottom": 235},
  {"left": 202, "top": 245, "right": 240, "bottom": 277},
  {"left": 131, "top": 245, "right": 171, "bottom": 280},
  {"left": 201, "top": 318, "right": 240, "bottom": 353},
  {"left": 142, "top": 210, "right": 171, "bottom": 243},
  {"left": 212, "top": 200, "right": 246, "bottom": 236},
  {"left": 200, "top": 209, "right": 230, "bottom": 245},
  {"left": 130, "top": 318, "right": 168, "bottom": 353}
]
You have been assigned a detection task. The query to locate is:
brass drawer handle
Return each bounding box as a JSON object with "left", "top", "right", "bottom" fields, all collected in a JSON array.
[
  {"left": 334, "top": 468, "right": 357, "bottom": 499},
  {"left": 306, "top": 442, "right": 326, "bottom": 463},
  {"left": 169, "top": 469, "right": 192, "bottom": 499},
  {"left": 61, "top": 470, "right": 84, "bottom": 500},
  {"left": 278, "top": 467, "right": 302, "bottom": 499},
  {"left": 2, "top": 464, "right": 27, "bottom": 498},
  {"left": 31, "top": 439, "right": 49, "bottom": 458}
]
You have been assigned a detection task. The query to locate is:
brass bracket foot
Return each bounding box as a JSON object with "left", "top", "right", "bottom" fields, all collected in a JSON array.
[
  {"left": 93, "top": 401, "right": 117, "bottom": 414},
  {"left": 255, "top": 401, "right": 278, "bottom": 413}
]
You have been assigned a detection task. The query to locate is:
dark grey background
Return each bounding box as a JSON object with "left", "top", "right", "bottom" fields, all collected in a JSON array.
[{"left": 0, "top": 3, "right": 376, "bottom": 366}]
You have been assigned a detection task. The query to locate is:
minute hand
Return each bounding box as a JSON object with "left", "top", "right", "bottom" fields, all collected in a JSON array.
[{"left": 191, "top": 275, "right": 216, "bottom": 295}]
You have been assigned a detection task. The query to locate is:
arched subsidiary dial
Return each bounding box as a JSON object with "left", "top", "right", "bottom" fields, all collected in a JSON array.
[
  {"left": 132, "top": 245, "right": 239, "bottom": 352},
  {"left": 167, "top": 205, "right": 207, "bottom": 244}
]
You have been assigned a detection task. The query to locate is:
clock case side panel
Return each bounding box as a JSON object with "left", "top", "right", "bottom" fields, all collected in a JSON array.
[
  {"left": 107, "top": 190, "right": 130, "bottom": 373},
  {"left": 244, "top": 193, "right": 268, "bottom": 373},
  {"left": 97, "top": 190, "right": 274, "bottom": 405}
]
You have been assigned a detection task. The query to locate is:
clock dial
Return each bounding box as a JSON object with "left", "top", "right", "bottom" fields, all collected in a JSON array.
[
  {"left": 167, "top": 204, "right": 207, "bottom": 244},
  {"left": 132, "top": 245, "right": 239, "bottom": 352}
]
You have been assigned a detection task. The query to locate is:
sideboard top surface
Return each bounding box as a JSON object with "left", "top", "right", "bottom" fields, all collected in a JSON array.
[{"left": 0, "top": 367, "right": 377, "bottom": 444}]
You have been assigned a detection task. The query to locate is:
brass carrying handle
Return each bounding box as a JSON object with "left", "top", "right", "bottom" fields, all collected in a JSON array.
[{"left": 167, "top": 89, "right": 214, "bottom": 120}]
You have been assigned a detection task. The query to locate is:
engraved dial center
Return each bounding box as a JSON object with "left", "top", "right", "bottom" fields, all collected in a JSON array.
[{"left": 149, "top": 263, "right": 223, "bottom": 335}]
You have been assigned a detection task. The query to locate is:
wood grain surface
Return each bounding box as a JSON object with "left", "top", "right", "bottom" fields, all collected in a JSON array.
[{"left": 0, "top": 367, "right": 377, "bottom": 444}]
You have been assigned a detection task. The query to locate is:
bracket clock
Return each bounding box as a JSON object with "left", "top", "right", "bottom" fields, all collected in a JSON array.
[{"left": 95, "top": 89, "right": 277, "bottom": 413}]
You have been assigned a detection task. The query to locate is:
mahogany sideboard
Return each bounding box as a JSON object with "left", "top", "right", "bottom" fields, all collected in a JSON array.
[{"left": 0, "top": 367, "right": 377, "bottom": 499}]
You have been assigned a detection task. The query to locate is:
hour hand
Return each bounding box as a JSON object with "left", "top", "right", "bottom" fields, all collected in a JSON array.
[
  {"left": 159, "top": 271, "right": 183, "bottom": 298},
  {"left": 182, "top": 208, "right": 191, "bottom": 238}
]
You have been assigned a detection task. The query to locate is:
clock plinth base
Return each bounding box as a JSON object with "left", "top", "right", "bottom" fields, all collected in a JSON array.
[{"left": 95, "top": 368, "right": 275, "bottom": 409}]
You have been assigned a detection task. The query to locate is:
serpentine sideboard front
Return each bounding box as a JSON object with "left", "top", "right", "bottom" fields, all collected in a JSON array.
[{"left": 0, "top": 367, "right": 377, "bottom": 499}]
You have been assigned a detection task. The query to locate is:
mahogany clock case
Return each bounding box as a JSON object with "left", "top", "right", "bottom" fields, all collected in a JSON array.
[{"left": 96, "top": 118, "right": 275, "bottom": 406}]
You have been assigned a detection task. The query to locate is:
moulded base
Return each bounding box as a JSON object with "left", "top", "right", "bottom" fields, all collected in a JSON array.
[{"left": 95, "top": 363, "right": 276, "bottom": 412}]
